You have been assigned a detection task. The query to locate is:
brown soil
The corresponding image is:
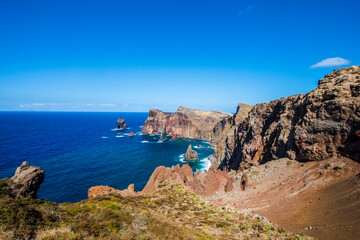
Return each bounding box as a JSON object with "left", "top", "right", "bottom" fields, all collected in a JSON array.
[
  {"left": 261, "top": 174, "right": 360, "bottom": 240},
  {"left": 206, "top": 157, "right": 360, "bottom": 240}
]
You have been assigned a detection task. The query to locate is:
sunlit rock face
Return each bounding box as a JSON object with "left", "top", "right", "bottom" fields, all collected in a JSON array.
[
  {"left": 217, "top": 66, "right": 360, "bottom": 170},
  {"left": 141, "top": 106, "right": 232, "bottom": 140}
]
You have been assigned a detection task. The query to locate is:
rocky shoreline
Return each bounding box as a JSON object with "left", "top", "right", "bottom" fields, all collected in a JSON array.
[{"left": 1, "top": 66, "right": 360, "bottom": 240}]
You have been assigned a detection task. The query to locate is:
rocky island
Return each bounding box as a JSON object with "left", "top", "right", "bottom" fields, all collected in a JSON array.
[
  {"left": 116, "top": 117, "right": 128, "bottom": 129},
  {"left": 141, "top": 106, "right": 233, "bottom": 140},
  {"left": 184, "top": 144, "right": 199, "bottom": 161}
]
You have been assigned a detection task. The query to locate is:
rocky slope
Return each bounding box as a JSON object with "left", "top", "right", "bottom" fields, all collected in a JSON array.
[
  {"left": 0, "top": 163, "right": 305, "bottom": 240},
  {"left": 141, "top": 106, "right": 232, "bottom": 140},
  {"left": 217, "top": 66, "right": 360, "bottom": 170}
]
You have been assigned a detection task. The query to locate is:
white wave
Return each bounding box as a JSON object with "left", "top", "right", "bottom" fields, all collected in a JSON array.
[
  {"left": 141, "top": 140, "right": 149, "bottom": 143},
  {"left": 101, "top": 136, "right": 108, "bottom": 139},
  {"left": 198, "top": 156, "right": 212, "bottom": 173},
  {"left": 179, "top": 154, "right": 185, "bottom": 158},
  {"left": 139, "top": 125, "right": 143, "bottom": 128},
  {"left": 115, "top": 135, "right": 124, "bottom": 138}
]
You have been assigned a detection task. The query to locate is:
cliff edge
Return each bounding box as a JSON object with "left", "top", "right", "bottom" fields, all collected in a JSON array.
[
  {"left": 141, "top": 106, "right": 232, "bottom": 140},
  {"left": 217, "top": 66, "right": 360, "bottom": 170}
]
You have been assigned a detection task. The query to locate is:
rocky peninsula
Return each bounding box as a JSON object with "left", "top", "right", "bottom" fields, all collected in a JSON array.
[{"left": 141, "top": 106, "right": 233, "bottom": 140}]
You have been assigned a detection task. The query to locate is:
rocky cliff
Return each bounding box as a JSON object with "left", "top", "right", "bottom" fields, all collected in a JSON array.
[
  {"left": 141, "top": 106, "right": 232, "bottom": 140},
  {"left": 217, "top": 66, "right": 360, "bottom": 170},
  {"left": 211, "top": 103, "right": 253, "bottom": 165}
]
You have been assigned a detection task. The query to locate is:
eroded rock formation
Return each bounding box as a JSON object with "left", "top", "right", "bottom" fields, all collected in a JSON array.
[
  {"left": 88, "top": 184, "right": 136, "bottom": 199},
  {"left": 141, "top": 163, "right": 235, "bottom": 196},
  {"left": 10, "top": 161, "right": 44, "bottom": 198},
  {"left": 117, "top": 117, "right": 128, "bottom": 129},
  {"left": 184, "top": 144, "right": 199, "bottom": 161},
  {"left": 141, "top": 106, "right": 232, "bottom": 140},
  {"left": 217, "top": 66, "right": 360, "bottom": 170}
]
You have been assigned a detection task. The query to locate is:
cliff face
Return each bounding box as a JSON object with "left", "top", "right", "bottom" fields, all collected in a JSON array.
[
  {"left": 141, "top": 106, "right": 232, "bottom": 140},
  {"left": 218, "top": 66, "right": 360, "bottom": 170},
  {"left": 211, "top": 103, "right": 253, "bottom": 165}
]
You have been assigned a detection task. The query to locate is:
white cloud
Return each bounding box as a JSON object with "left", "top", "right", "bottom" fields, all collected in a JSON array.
[
  {"left": 310, "top": 57, "right": 351, "bottom": 69},
  {"left": 98, "top": 104, "right": 116, "bottom": 107}
]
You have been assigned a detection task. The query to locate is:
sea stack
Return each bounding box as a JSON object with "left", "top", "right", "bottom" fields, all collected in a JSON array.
[
  {"left": 117, "top": 117, "right": 128, "bottom": 129},
  {"left": 184, "top": 144, "right": 199, "bottom": 161}
]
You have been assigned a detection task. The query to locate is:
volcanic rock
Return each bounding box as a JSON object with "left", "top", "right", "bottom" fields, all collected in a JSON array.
[
  {"left": 217, "top": 66, "right": 360, "bottom": 170},
  {"left": 159, "top": 127, "right": 167, "bottom": 141},
  {"left": 117, "top": 117, "right": 128, "bottom": 129},
  {"left": 141, "top": 106, "right": 232, "bottom": 140},
  {"left": 211, "top": 103, "right": 253, "bottom": 165},
  {"left": 171, "top": 134, "right": 178, "bottom": 140},
  {"left": 10, "top": 161, "right": 44, "bottom": 198},
  {"left": 240, "top": 173, "right": 249, "bottom": 191},
  {"left": 141, "top": 163, "right": 234, "bottom": 196},
  {"left": 88, "top": 184, "right": 136, "bottom": 199},
  {"left": 184, "top": 144, "right": 199, "bottom": 161}
]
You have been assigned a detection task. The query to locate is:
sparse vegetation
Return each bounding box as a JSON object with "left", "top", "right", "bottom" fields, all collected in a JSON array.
[
  {"left": 325, "top": 163, "right": 332, "bottom": 169},
  {"left": 333, "top": 165, "right": 343, "bottom": 170},
  {"left": 0, "top": 179, "right": 308, "bottom": 239},
  {"left": 287, "top": 160, "right": 292, "bottom": 166}
]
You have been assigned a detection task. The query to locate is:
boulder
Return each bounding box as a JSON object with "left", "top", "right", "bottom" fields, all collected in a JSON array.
[
  {"left": 184, "top": 145, "right": 199, "bottom": 161},
  {"left": 88, "top": 184, "right": 136, "bottom": 199},
  {"left": 129, "top": 132, "right": 135, "bottom": 136},
  {"left": 117, "top": 117, "right": 128, "bottom": 129},
  {"left": 10, "top": 161, "right": 44, "bottom": 198},
  {"left": 171, "top": 134, "right": 178, "bottom": 140}
]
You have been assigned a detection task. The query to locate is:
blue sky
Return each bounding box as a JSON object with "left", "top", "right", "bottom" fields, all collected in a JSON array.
[{"left": 0, "top": 0, "right": 359, "bottom": 113}]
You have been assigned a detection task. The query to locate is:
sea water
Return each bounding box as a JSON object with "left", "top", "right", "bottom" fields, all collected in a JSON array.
[{"left": 0, "top": 112, "right": 214, "bottom": 203}]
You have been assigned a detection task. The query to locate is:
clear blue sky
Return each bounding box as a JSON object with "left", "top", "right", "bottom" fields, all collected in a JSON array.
[{"left": 0, "top": 0, "right": 359, "bottom": 113}]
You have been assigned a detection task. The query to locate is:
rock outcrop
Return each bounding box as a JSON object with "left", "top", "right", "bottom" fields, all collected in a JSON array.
[
  {"left": 117, "top": 117, "right": 128, "bottom": 129},
  {"left": 129, "top": 132, "right": 135, "bottom": 136},
  {"left": 10, "top": 161, "right": 44, "bottom": 198},
  {"left": 88, "top": 184, "right": 136, "bottom": 199},
  {"left": 141, "top": 163, "right": 235, "bottom": 196},
  {"left": 141, "top": 106, "right": 232, "bottom": 140},
  {"left": 211, "top": 103, "right": 253, "bottom": 165},
  {"left": 184, "top": 144, "right": 199, "bottom": 161},
  {"left": 159, "top": 127, "right": 167, "bottom": 141},
  {"left": 217, "top": 66, "right": 360, "bottom": 170}
]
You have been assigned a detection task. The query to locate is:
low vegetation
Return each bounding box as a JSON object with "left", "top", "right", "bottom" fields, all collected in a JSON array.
[{"left": 0, "top": 179, "right": 308, "bottom": 239}]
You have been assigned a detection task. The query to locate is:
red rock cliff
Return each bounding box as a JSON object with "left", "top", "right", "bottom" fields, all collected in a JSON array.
[{"left": 141, "top": 106, "right": 232, "bottom": 140}]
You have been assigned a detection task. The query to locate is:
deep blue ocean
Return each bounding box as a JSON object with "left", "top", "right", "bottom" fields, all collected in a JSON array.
[{"left": 0, "top": 112, "right": 213, "bottom": 203}]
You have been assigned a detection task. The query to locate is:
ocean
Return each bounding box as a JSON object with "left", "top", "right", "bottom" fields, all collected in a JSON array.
[{"left": 0, "top": 112, "right": 214, "bottom": 203}]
